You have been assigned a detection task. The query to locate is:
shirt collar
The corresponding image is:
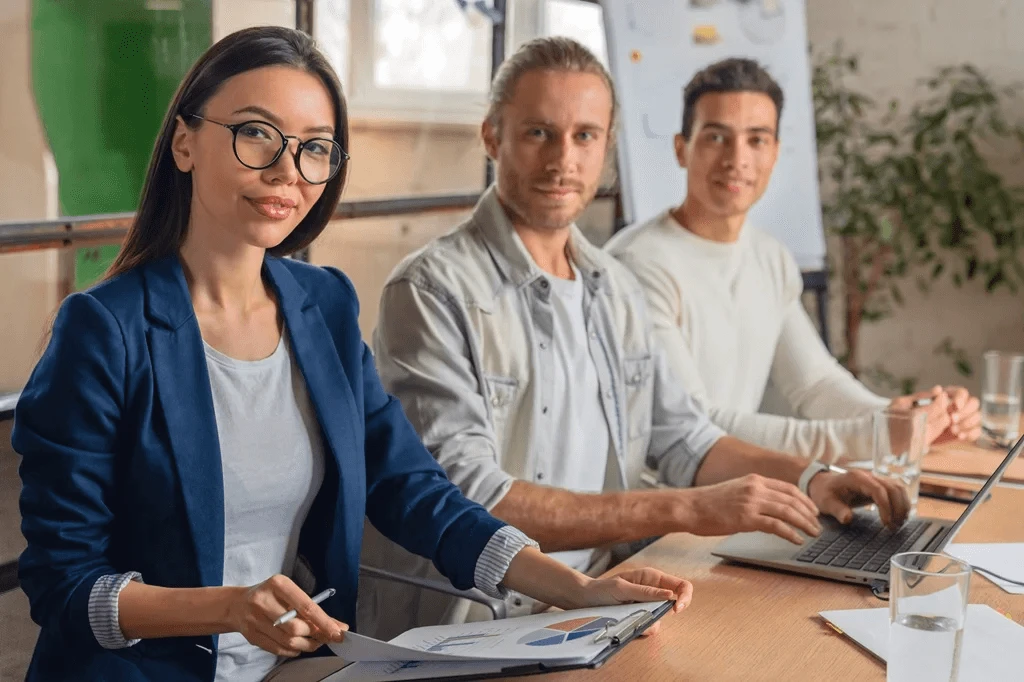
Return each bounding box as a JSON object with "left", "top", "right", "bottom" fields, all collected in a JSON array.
[{"left": 472, "top": 185, "right": 610, "bottom": 296}]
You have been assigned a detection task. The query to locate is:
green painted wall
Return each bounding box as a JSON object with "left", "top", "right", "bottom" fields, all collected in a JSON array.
[{"left": 32, "top": 0, "right": 211, "bottom": 290}]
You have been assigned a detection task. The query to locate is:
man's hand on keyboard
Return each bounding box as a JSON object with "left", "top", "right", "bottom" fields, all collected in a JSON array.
[
  {"left": 806, "top": 469, "right": 911, "bottom": 529},
  {"left": 680, "top": 474, "right": 823, "bottom": 545}
]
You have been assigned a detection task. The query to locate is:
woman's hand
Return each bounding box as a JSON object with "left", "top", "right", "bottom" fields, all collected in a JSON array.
[
  {"left": 573, "top": 568, "right": 693, "bottom": 615},
  {"left": 227, "top": 574, "right": 347, "bottom": 657},
  {"left": 503, "top": 547, "right": 693, "bottom": 620}
]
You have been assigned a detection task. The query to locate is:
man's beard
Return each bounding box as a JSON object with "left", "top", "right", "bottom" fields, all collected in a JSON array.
[{"left": 503, "top": 183, "right": 595, "bottom": 232}]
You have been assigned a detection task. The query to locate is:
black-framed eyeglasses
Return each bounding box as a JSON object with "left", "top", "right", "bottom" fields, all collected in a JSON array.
[{"left": 188, "top": 114, "right": 349, "bottom": 185}]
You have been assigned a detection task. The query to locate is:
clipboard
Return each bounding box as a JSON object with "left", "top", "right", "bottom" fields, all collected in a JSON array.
[
  {"left": 479, "top": 601, "right": 673, "bottom": 680},
  {"left": 324, "top": 601, "right": 673, "bottom": 682}
]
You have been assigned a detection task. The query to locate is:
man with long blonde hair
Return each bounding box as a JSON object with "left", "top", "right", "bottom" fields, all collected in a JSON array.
[{"left": 360, "top": 37, "right": 908, "bottom": 639}]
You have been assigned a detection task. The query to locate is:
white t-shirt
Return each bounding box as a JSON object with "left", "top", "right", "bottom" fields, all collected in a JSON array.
[
  {"left": 607, "top": 211, "right": 888, "bottom": 462},
  {"left": 205, "top": 335, "right": 325, "bottom": 682},
  {"left": 539, "top": 263, "right": 611, "bottom": 573}
]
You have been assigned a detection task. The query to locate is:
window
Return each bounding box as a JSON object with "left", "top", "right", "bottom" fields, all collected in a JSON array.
[
  {"left": 316, "top": 0, "right": 607, "bottom": 124},
  {"left": 543, "top": 0, "right": 607, "bottom": 66},
  {"left": 315, "top": 0, "right": 350, "bottom": 92},
  {"left": 372, "top": 0, "right": 492, "bottom": 93}
]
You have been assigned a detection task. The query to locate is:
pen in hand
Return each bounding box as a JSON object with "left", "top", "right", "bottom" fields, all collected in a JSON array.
[{"left": 273, "top": 587, "right": 336, "bottom": 627}]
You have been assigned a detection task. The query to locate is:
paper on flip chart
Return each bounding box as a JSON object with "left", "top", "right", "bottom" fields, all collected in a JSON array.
[{"left": 945, "top": 543, "right": 1024, "bottom": 595}]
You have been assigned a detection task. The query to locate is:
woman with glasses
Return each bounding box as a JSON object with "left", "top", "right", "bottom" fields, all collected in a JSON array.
[{"left": 13, "top": 26, "right": 692, "bottom": 682}]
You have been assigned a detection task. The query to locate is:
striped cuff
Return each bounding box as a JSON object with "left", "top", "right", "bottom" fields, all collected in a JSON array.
[
  {"left": 473, "top": 525, "right": 539, "bottom": 599},
  {"left": 88, "top": 572, "right": 144, "bottom": 649}
]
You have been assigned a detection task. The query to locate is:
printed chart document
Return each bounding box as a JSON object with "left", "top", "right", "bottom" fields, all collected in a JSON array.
[{"left": 323, "top": 601, "right": 670, "bottom": 681}]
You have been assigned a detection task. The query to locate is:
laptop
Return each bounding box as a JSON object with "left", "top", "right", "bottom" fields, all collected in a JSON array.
[{"left": 711, "top": 434, "right": 1023, "bottom": 588}]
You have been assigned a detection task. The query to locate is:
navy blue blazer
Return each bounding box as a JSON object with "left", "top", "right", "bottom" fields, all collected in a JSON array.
[{"left": 13, "top": 255, "right": 505, "bottom": 682}]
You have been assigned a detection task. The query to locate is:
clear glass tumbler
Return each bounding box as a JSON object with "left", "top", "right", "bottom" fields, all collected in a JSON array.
[
  {"left": 874, "top": 408, "right": 928, "bottom": 516},
  {"left": 981, "top": 351, "right": 1024, "bottom": 448},
  {"left": 888, "top": 552, "right": 971, "bottom": 682}
]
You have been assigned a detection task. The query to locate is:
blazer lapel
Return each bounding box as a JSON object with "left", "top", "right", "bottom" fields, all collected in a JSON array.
[
  {"left": 264, "top": 260, "right": 363, "bottom": 561},
  {"left": 143, "top": 257, "right": 225, "bottom": 588}
]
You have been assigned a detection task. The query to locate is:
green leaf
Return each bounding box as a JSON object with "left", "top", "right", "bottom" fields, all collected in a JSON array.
[{"left": 879, "top": 216, "right": 895, "bottom": 242}]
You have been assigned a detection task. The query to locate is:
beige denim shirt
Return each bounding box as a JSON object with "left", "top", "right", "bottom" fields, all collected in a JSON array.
[{"left": 358, "top": 187, "right": 725, "bottom": 639}]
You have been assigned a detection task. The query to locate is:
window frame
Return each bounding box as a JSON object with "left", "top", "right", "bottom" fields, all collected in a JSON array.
[{"left": 322, "top": 0, "right": 602, "bottom": 126}]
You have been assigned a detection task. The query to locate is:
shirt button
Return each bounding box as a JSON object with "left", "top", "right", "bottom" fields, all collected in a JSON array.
[
  {"left": 589, "top": 331, "right": 597, "bottom": 340},
  {"left": 539, "top": 341, "right": 548, "bottom": 350},
  {"left": 632, "top": 373, "right": 641, "bottom": 382},
  {"left": 542, "top": 406, "right": 548, "bottom": 414},
  {"left": 605, "top": 390, "right": 613, "bottom": 399},
  {"left": 536, "top": 472, "right": 544, "bottom": 481},
  {"left": 491, "top": 396, "right": 500, "bottom": 406}
]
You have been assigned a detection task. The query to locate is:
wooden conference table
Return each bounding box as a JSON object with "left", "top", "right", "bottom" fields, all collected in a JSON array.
[{"left": 497, "top": 437, "right": 1024, "bottom": 682}]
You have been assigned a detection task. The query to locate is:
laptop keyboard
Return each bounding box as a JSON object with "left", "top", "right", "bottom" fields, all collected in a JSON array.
[{"left": 794, "top": 516, "right": 931, "bottom": 574}]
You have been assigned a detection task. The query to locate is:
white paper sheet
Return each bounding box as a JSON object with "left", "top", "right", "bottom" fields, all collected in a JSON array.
[
  {"left": 329, "top": 631, "right": 483, "bottom": 663},
  {"left": 819, "top": 604, "right": 1024, "bottom": 681},
  {"left": 945, "top": 543, "right": 1024, "bottom": 594}
]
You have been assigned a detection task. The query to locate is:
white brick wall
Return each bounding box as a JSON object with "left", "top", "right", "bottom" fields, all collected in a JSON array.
[{"left": 807, "top": 0, "right": 1024, "bottom": 395}]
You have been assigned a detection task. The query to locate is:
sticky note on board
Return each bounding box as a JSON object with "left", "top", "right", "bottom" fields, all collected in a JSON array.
[{"left": 693, "top": 25, "right": 720, "bottom": 45}]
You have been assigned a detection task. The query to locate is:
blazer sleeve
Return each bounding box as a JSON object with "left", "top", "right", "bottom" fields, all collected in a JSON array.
[
  {"left": 13, "top": 292, "right": 128, "bottom": 652},
  {"left": 325, "top": 269, "right": 506, "bottom": 591}
]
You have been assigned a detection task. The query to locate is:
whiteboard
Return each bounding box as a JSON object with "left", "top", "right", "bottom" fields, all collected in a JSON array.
[{"left": 602, "top": 0, "right": 826, "bottom": 270}]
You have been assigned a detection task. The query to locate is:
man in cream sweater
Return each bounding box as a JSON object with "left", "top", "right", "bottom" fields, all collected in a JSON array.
[{"left": 607, "top": 58, "right": 981, "bottom": 463}]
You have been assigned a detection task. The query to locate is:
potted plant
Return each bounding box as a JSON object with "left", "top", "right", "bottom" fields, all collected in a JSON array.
[{"left": 813, "top": 44, "right": 1024, "bottom": 391}]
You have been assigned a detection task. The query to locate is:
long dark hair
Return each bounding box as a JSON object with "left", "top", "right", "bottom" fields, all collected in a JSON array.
[{"left": 106, "top": 26, "right": 348, "bottom": 280}]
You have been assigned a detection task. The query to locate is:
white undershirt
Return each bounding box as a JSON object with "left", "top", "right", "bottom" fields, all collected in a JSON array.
[
  {"left": 541, "top": 264, "right": 610, "bottom": 572},
  {"left": 205, "top": 335, "right": 325, "bottom": 682},
  {"left": 608, "top": 211, "right": 888, "bottom": 463}
]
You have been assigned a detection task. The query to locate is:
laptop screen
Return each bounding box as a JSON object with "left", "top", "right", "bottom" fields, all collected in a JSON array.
[{"left": 929, "top": 433, "right": 1024, "bottom": 552}]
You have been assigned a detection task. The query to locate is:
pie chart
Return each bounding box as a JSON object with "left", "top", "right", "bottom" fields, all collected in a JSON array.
[{"left": 517, "top": 616, "right": 620, "bottom": 646}]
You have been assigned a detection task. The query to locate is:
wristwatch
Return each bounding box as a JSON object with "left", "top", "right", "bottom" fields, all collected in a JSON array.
[{"left": 798, "top": 461, "right": 848, "bottom": 496}]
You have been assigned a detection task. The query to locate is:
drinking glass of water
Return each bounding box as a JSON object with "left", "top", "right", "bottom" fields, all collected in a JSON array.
[
  {"left": 981, "top": 351, "right": 1024, "bottom": 448},
  {"left": 873, "top": 408, "right": 928, "bottom": 516},
  {"left": 888, "top": 552, "right": 971, "bottom": 682}
]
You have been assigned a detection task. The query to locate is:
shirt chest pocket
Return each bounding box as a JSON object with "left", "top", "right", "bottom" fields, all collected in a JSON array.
[
  {"left": 623, "top": 355, "right": 654, "bottom": 440},
  {"left": 484, "top": 375, "right": 519, "bottom": 438}
]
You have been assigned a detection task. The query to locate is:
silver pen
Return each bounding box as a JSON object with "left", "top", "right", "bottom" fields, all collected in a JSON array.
[
  {"left": 273, "top": 587, "right": 336, "bottom": 627},
  {"left": 592, "top": 609, "right": 655, "bottom": 645}
]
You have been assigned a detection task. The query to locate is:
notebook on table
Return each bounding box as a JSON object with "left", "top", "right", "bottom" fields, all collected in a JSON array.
[{"left": 922, "top": 447, "right": 1024, "bottom": 484}]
